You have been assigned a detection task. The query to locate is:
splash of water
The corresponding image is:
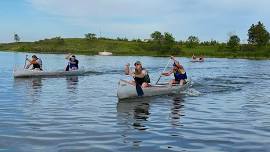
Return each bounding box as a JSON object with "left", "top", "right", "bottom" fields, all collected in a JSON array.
[{"left": 182, "top": 88, "right": 202, "bottom": 97}]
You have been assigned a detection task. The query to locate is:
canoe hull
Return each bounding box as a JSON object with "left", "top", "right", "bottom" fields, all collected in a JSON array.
[
  {"left": 98, "top": 52, "right": 113, "bottom": 56},
  {"left": 117, "top": 80, "right": 191, "bottom": 100},
  {"left": 191, "top": 59, "right": 204, "bottom": 62},
  {"left": 13, "top": 69, "right": 86, "bottom": 78}
]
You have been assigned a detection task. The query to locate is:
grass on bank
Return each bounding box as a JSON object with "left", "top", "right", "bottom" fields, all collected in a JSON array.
[{"left": 0, "top": 38, "right": 270, "bottom": 59}]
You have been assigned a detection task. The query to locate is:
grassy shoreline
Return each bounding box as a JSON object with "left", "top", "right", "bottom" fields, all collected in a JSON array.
[{"left": 0, "top": 38, "right": 269, "bottom": 59}]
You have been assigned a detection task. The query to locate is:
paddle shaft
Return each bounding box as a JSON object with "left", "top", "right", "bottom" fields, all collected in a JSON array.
[
  {"left": 135, "top": 81, "right": 144, "bottom": 96},
  {"left": 155, "top": 59, "right": 171, "bottom": 84},
  {"left": 24, "top": 55, "right": 28, "bottom": 69}
]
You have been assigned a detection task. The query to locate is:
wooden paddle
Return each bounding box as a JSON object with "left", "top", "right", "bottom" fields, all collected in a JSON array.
[
  {"left": 23, "top": 55, "right": 28, "bottom": 69},
  {"left": 155, "top": 59, "right": 171, "bottom": 84}
]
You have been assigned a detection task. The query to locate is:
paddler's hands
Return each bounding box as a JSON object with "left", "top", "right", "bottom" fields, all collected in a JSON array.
[
  {"left": 65, "top": 53, "right": 72, "bottom": 59},
  {"left": 124, "top": 63, "right": 131, "bottom": 75},
  {"left": 170, "top": 56, "right": 176, "bottom": 61}
]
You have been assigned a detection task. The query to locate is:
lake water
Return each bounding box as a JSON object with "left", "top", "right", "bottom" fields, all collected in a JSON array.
[{"left": 0, "top": 51, "right": 270, "bottom": 152}]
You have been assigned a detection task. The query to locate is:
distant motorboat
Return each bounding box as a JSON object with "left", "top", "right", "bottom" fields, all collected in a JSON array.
[{"left": 98, "top": 51, "right": 113, "bottom": 56}]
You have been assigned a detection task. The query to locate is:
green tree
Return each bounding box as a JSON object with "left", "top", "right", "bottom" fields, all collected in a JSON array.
[
  {"left": 85, "top": 33, "right": 97, "bottom": 40},
  {"left": 151, "top": 31, "right": 163, "bottom": 41},
  {"left": 14, "top": 33, "right": 20, "bottom": 42},
  {"left": 227, "top": 35, "right": 240, "bottom": 51},
  {"left": 51, "top": 36, "right": 64, "bottom": 45},
  {"left": 164, "top": 32, "right": 175, "bottom": 44},
  {"left": 117, "top": 37, "right": 128, "bottom": 41},
  {"left": 149, "top": 31, "right": 176, "bottom": 51},
  {"left": 186, "top": 36, "right": 199, "bottom": 48},
  {"left": 163, "top": 32, "right": 175, "bottom": 50},
  {"left": 248, "top": 21, "right": 270, "bottom": 47},
  {"left": 150, "top": 31, "right": 163, "bottom": 51}
]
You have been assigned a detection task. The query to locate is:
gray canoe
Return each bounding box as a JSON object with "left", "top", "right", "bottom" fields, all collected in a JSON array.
[
  {"left": 13, "top": 68, "right": 86, "bottom": 78},
  {"left": 117, "top": 80, "right": 191, "bottom": 100}
]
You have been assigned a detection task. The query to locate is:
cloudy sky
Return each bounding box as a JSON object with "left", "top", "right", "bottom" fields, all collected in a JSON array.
[{"left": 0, "top": 0, "right": 269, "bottom": 42}]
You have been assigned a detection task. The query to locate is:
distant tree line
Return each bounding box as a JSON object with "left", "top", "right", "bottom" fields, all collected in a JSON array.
[
  {"left": 12, "top": 21, "right": 268, "bottom": 54},
  {"left": 82, "top": 21, "right": 269, "bottom": 53},
  {"left": 35, "top": 36, "right": 65, "bottom": 45}
]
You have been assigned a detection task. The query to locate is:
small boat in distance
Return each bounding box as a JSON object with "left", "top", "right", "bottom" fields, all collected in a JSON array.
[
  {"left": 98, "top": 51, "right": 113, "bottom": 56},
  {"left": 191, "top": 54, "right": 204, "bottom": 62}
]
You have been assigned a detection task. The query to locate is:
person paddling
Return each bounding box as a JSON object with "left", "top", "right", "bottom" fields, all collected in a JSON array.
[
  {"left": 162, "top": 56, "right": 187, "bottom": 85},
  {"left": 198, "top": 56, "right": 204, "bottom": 62},
  {"left": 192, "top": 54, "right": 196, "bottom": 60},
  {"left": 25, "top": 55, "right": 43, "bottom": 70},
  {"left": 125, "top": 61, "right": 151, "bottom": 88},
  {"left": 65, "top": 54, "right": 79, "bottom": 71}
]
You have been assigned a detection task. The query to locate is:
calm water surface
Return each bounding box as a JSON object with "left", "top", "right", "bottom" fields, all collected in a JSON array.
[{"left": 0, "top": 51, "right": 270, "bottom": 152}]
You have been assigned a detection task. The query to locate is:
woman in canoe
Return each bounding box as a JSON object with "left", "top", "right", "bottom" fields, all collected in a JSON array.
[
  {"left": 192, "top": 54, "right": 196, "bottom": 60},
  {"left": 124, "top": 61, "right": 151, "bottom": 88},
  {"left": 162, "top": 56, "right": 187, "bottom": 85},
  {"left": 65, "top": 54, "right": 79, "bottom": 71},
  {"left": 25, "top": 55, "right": 43, "bottom": 71}
]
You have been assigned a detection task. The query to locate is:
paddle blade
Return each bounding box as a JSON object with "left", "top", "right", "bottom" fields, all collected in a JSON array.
[{"left": 136, "top": 83, "right": 144, "bottom": 97}]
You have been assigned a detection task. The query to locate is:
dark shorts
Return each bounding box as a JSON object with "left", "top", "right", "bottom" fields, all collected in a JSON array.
[{"left": 175, "top": 73, "right": 187, "bottom": 81}]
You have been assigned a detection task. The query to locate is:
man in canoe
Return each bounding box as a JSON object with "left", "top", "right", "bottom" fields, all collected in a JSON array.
[
  {"left": 162, "top": 56, "right": 187, "bottom": 85},
  {"left": 25, "top": 55, "right": 43, "bottom": 70},
  {"left": 65, "top": 54, "right": 79, "bottom": 71},
  {"left": 125, "top": 61, "right": 151, "bottom": 88},
  {"left": 198, "top": 56, "right": 204, "bottom": 62}
]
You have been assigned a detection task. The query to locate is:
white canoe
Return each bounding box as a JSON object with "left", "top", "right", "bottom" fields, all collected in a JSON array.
[
  {"left": 14, "top": 68, "right": 86, "bottom": 78},
  {"left": 117, "top": 80, "right": 191, "bottom": 100},
  {"left": 98, "top": 51, "right": 113, "bottom": 56},
  {"left": 191, "top": 59, "right": 204, "bottom": 62}
]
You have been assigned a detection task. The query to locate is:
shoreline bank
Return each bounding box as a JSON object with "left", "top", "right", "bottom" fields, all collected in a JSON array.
[{"left": 1, "top": 39, "right": 269, "bottom": 60}]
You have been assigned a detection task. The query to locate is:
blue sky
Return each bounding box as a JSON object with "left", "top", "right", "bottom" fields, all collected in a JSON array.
[{"left": 0, "top": 0, "right": 269, "bottom": 43}]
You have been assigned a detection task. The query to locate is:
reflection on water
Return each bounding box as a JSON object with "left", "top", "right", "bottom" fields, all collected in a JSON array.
[
  {"left": 1, "top": 52, "right": 270, "bottom": 151},
  {"left": 170, "top": 95, "right": 185, "bottom": 127},
  {"left": 117, "top": 98, "right": 151, "bottom": 131},
  {"left": 66, "top": 76, "right": 79, "bottom": 93},
  {"left": 14, "top": 78, "right": 43, "bottom": 102},
  {"left": 117, "top": 96, "right": 186, "bottom": 130}
]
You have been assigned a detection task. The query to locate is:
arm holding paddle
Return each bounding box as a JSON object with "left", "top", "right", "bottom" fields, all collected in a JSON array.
[
  {"left": 124, "top": 63, "right": 134, "bottom": 76},
  {"left": 125, "top": 63, "right": 146, "bottom": 78},
  {"left": 155, "top": 58, "right": 171, "bottom": 84},
  {"left": 171, "top": 56, "right": 183, "bottom": 68},
  {"left": 24, "top": 56, "right": 33, "bottom": 69},
  {"left": 162, "top": 70, "right": 173, "bottom": 76},
  {"left": 65, "top": 53, "right": 73, "bottom": 60},
  {"left": 124, "top": 63, "right": 145, "bottom": 96},
  {"left": 24, "top": 55, "right": 28, "bottom": 69}
]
